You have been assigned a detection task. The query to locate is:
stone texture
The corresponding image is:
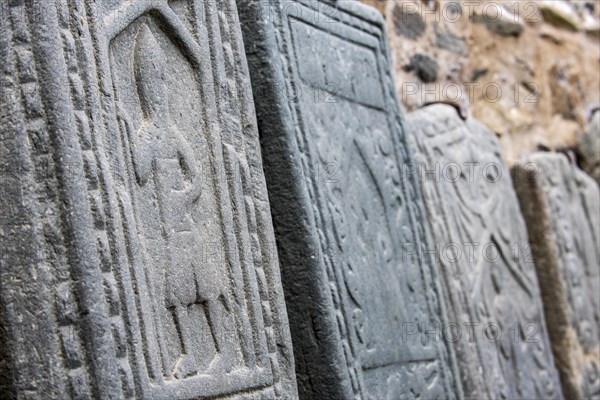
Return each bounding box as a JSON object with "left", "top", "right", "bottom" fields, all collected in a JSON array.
[
  {"left": 360, "top": 0, "right": 600, "bottom": 164},
  {"left": 407, "top": 53, "right": 439, "bottom": 83},
  {"left": 435, "top": 26, "right": 467, "bottom": 54},
  {"left": 512, "top": 153, "right": 600, "bottom": 399},
  {"left": 539, "top": 1, "right": 581, "bottom": 32},
  {"left": 239, "top": 1, "right": 461, "bottom": 398},
  {"left": 408, "top": 104, "right": 563, "bottom": 399},
  {"left": 473, "top": 6, "right": 524, "bottom": 37},
  {"left": 0, "top": 1, "right": 296, "bottom": 398},
  {"left": 392, "top": 4, "right": 426, "bottom": 40},
  {"left": 577, "top": 109, "right": 600, "bottom": 185}
]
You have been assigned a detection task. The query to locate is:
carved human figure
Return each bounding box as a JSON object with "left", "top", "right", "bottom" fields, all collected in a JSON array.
[{"left": 123, "top": 24, "right": 228, "bottom": 377}]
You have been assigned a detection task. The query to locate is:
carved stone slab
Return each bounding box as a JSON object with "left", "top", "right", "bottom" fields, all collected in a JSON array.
[
  {"left": 0, "top": 1, "right": 296, "bottom": 398},
  {"left": 407, "top": 104, "right": 563, "bottom": 399},
  {"left": 238, "top": 1, "right": 461, "bottom": 398},
  {"left": 512, "top": 153, "right": 600, "bottom": 399}
]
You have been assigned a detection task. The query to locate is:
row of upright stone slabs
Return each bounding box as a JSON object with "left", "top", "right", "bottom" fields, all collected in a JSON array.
[
  {"left": 406, "top": 104, "right": 563, "bottom": 399},
  {"left": 0, "top": 0, "right": 296, "bottom": 398},
  {"left": 0, "top": 1, "right": 577, "bottom": 400},
  {"left": 239, "top": 0, "right": 462, "bottom": 398},
  {"left": 512, "top": 153, "right": 600, "bottom": 399}
]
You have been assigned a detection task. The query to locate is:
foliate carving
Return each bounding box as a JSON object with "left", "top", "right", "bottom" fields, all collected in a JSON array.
[
  {"left": 512, "top": 153, "right": 600, "bottom": 399},
  {"left": 239, "top": 1, "right": 460, "bottom": 398},
  {"left": 0, "top": 1, "right": 295, "bottom": 398},
  {"left": 408, "top": 104, "right": 562, "bottom": 399}
]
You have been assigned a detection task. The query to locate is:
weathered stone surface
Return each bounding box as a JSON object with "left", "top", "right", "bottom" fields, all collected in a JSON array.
[
  {"left": 539, "top": 0, "right": 581, "bottom": 32},
  {"left": 362, "top": 0, "right": 600, "bottom": 164},
  {"left": 577, "top": 109, "right": 600, "bottom": 185},
  {"left": 392, "top": 3, "right": 426, "bottom": 40},
  {"left": 0, "top": 1, "right": 296, "bottom": 398},
  {"left": 239, "top": 1, "right": 461, "bottom": 398},
  {"left": 512, "top": 153, "right": 600, "bottom": 399},
  {"left": 434, "top": 26, "right": 467, "bottom": 54},
  {"left": 406, "top": 53, "right": 439, "bottom": 83},
  {"left": 407, "top": 104, "right": 563, "bottom": 399},
  {"left": 473, "top": 6, "right": 524, "bottom": 37}
]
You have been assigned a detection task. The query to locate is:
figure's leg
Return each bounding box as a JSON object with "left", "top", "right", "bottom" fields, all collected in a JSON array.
[
  {"left": 167, "top": 233, "right": 200, "bottom": 378},
  {"left": 205, "top": 295, "right": 236, "bottom": 372},
  {"left": 171, "top": 305, "right": 199, "bottom": 379},
  {"left": 206, "top": 296, "right": 227, "bottom": 353},
  {"left": 192, "top": 248, "right": 243, "bottom": 372}
]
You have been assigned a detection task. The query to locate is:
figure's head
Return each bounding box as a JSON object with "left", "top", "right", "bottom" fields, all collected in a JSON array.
[{"left": 134, "top": 24, "right": 167, "bottom": 119}]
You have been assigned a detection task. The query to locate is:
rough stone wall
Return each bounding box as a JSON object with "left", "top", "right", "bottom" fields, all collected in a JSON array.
[{"left": 362, "top": 0, "right": 600, "bottom": 163}]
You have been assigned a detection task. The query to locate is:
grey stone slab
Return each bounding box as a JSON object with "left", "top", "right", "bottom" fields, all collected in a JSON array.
[
  {"left": 512, "top": 153, "right": 600, "bottom": 399},
  {"left": 0, "top": 1, "right": 296, "bottom": 398},
  {"left": 407, "top": 104, "right": 563, "bottom": 399},
  {"left": 238, "top": 1, "right": 461, "bottom": 398}
]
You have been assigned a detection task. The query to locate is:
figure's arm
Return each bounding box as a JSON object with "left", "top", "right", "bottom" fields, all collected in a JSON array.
[{"left": 117, "top": 104, "right": 153, "bottom": 186}]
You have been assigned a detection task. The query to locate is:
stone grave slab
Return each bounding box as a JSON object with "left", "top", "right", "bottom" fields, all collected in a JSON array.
[
  {"left": 407, "top": 104, "right": 563, "bottom": 399},
  {"left": 0, "top": 1, "right": 296, "bottom": 398},
  {"left": 512, "top": 153, "right": 600, "bottom": 399},
  {"left": 238, "top": 1, "right": 461, "bottom": 398}
]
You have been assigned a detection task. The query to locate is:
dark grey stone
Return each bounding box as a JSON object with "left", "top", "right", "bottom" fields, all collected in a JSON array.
[
  {"left": 512, "top": 153, "right": 600, "bottom": 400},
  {"left": 435, "top": 27, "right": 467, "bottom": 54},
  {"left": 445, "top": 2, "right": 462, "bottom": 15},
  {"left": 577, "top": 110, "right": 600, "bottom": 185},
  {"left": 471, "top": 68, "right": 490, "bottom": 81},
  {"left": 238, "top": 1, "right": 461, "bottom": 399},
  {"left": 407, "top": 53, "right": 439, "bottom": 83},
  {"left": 0, "top": 1, "right": 296, "bottom": 398},
  {"left": 407, "top": 104, "right": 563, "bottom": 399},
  {"left": 393, "top": 4, "right": 426, "bottom": 40}
]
